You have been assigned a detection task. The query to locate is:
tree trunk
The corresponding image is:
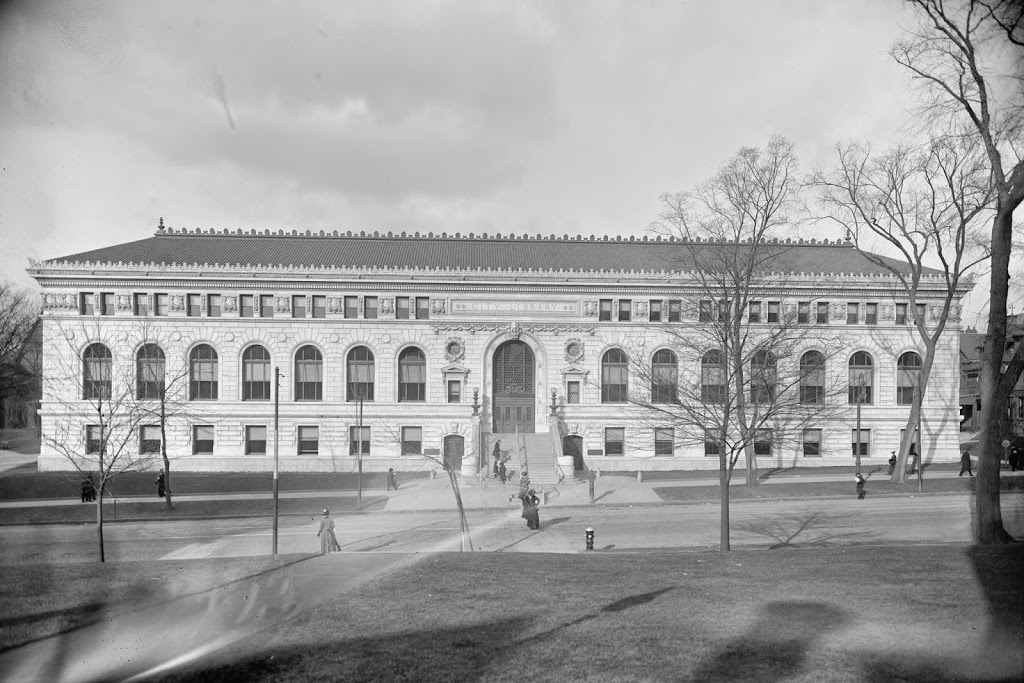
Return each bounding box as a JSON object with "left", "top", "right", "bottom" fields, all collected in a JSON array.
[
  {"left": 892, "top": 352, "right": 934, "bottom": 484},
  {"left": 719, "top": 450, "right": 730, "bottom": 551},
  {"left": 160, "top": 402, "right": 172, "bottom": 510},
  {"left": 977, "top": 207, "right": 1015, "bottom": 544},
  {"left": 95, "top": 483, "right": 105, "bottom": 563},
  {"left": 447, "top": 469, "right": 472, "bottom": 552}
]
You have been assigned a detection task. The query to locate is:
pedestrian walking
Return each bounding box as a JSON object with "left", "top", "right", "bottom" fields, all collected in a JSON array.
[
  {"left": 386, "top": 467, "right": 398, "bottom": 491},
  {"left": 855, "top": 473, "right": 866, "bottom": 500},
  {"left": 521, "top": 489, "right": 541, "bottom": 530},
  {"left": 907, "top": 445, "right": 918, "bottom": 475},
  {"left": 81, "top": 474, "right": 95, "bottom": 502},
  {"left": 317, "top": 509, "right": 341, "bottom": 554},
  {"left": 498, "top": 461, "right": 507, "bottom": 483},
  {"left": 518, "top": 471, "right": 531, "bottom": 499},
  {"left": 492, "top": 441, "right": 502, "bottom": 477},
  {"left": 959, "top": 450, "right": 974, "bottom": 477},
  {"left": 887, "top": 452, "right": 897, "bottom": 476},
  {"left": 155, "top": 471, "right": 166, "bottom": 498},
  {"left": 1012, "top": 445, "right": 1021, "bottom": 472}
]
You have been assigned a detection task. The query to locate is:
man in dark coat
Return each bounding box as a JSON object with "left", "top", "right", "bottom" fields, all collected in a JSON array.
[
  {"left": 492, "top": 441, "right": 501, "bottom": 477},
  {"left": 498, "top": 461, "right": 507, "bottom": 483},
  {"left": 1012, "top": 445, "right": 1021, "bottom": 472},
  {"left": 959, "top": 450, "right": 973, "bottom": 477},
  {"left": 855, "top": 474, "right": 866, "bottom": 500},
  {"left": 386, "top": 467, "right": 398, "bottom": 490},
  {"left": 81, "top": 475, "right": 95, "bottom": 502},
  {"left": 887, "top": 452, "right": 897, "bottom": 476},
  {"left": 156, "top": 471, "right": 166, "bottom": 498}
]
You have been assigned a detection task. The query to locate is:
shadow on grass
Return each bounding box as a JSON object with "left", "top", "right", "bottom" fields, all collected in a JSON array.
[
  {"left": 733, "top": 508, "right": 878, "bottom": 549},
  {"left": 593, "top": 490, "right": 614, "bottom": 503},
  {"left": 686, "top": 601, "right": 850, "bottom": 683}
]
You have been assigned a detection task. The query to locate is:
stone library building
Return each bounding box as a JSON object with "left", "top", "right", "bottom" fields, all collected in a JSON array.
[{"left": 29, "top": 223, "right": 966, "bottom": 483}]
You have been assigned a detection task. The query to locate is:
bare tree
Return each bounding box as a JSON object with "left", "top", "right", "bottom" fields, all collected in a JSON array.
[
  {"left": 812, "top": 135, "right": 990, "bottom": 482},
  {"left": 645, "top": 137, "right": 845, "bottom": 551},
  {"left": 41, "top": 320, "right": 155, "bottom": 562},
  {"left": 0, "top": 283, "right": 41, "bottom": 430},
  {"left": 894, "top": 0, "right": 1024, "bottom": 543}
]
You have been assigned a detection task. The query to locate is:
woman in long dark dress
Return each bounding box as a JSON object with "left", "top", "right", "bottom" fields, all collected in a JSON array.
[
  {"left": 521, "top": 489, "right": 540, "bottom": 530},
  {"left": 317, "top": 509, "right": 341, "bottom": 554}
]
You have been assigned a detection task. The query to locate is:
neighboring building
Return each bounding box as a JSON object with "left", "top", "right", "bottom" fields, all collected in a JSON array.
[
  {"left": 28, "top": 223, "right": 968, "bottom": 476},
  {"left": 959, "top": 316, "right": 1024, "bottom": 436}
]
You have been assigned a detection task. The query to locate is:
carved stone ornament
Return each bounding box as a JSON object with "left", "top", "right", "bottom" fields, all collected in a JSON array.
[
  {"left": 831, "top": 303, "right": 846, "bottom": 321},
  {"left": 881, "top": 304, "right": 894, "bottom": 320},
  {"left": 445, "top": 337, "right": 465, "bottom": 363},
  {"left": 634, "top": 301, "right": 648, "bottom": 318},
  {"left": 170, "top": 295, "right": 185, "bottom": 312},
  {"left": 565, "top": 338, "right": 584, "bottom": 363},
  {"left": 276, "top": 296, "right": 290, "bottom": 313},
  {"left": 224, "top": 295, "right": 238, "bottom": 312},
  {"left": 117, "top": 294, "right": 131, "bottom": 311},
  {"left": 507, "top": 322, "right": 521, "bottom": 339},
  {"left": 929, "top": 305, "right": 943, "bottom": 322},
  {"left": 431, "top": 298, "right": 446, "bottom": 314},
  {"left": 44, "top": 294, "right": 77, "bottom": 310},
  {"left": 950, "top": 304, "right": 961, "bottom": 321},
  {"left": 379, "top": 297, "right": 395, "bottom": 315},
  {"left": 582, "top": 300, "right": 598, "bottom": 316},
  {"left": 328, "top": 297, "right": 342, "bottom": 314}
]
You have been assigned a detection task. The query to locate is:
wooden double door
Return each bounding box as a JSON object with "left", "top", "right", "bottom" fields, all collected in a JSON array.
[{"left": 493, "top": 341, "right": 535, "bottom": 433}]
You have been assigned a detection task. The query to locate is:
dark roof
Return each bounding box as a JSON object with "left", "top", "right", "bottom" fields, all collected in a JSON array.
[{"left": 40, "top": 227, "right": 936, "bottom": 277}]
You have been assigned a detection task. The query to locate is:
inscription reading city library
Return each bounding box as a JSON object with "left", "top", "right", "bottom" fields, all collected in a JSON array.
[{"left": 453, "top": 300, "right": 578, "bottom": 315}]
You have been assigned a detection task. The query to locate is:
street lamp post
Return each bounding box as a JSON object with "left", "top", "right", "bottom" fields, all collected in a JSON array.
[{"left": 357, "top": 389, "right": 364, "bottom": 511}]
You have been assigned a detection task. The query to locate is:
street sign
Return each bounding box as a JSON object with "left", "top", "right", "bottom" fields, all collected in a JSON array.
[{"left": 1002, "top": 439, "right": 1011, "bottom": 448}]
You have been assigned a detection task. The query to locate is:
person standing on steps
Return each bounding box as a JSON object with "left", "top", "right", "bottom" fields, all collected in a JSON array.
[
  {"left": 959, "top": 450, "right": 973, "bottom": 477},
  {"left": 317, "top": 509, "right": 341, "bottom": 554},
  {"left": 492, "top": 440, "right": 502, "bottom": 477},
  {"left": 498, "top": 460, "right": 507, "bottom": 483}
]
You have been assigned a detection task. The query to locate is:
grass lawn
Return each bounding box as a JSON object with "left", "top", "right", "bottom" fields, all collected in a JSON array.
[
  {"left": 0, "top": 554, "right": 312, "bottom": 653},
  {"left": 155, "top": 544, "right": 1023, "bottom": 683},
  {"left": 0, "top": 428, "right": 40, "bottom": 454}
]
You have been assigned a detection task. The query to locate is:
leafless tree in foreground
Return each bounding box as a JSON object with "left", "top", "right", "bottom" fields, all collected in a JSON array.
[
  {"left": 0, "top": 282, "right": 41, "bottom": 430},
  {"left": 894, "top": 0, "right": 1023, "bottom": 542},
  {"left": 812, "top": 135, "right": 990, "bottom": 483}
]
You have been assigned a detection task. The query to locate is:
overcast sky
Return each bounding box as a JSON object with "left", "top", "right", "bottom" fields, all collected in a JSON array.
[{"left": 5, "top": 1, "right": 973, "bottom": 313}]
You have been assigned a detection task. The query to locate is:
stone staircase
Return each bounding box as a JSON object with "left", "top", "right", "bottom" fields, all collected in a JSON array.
[{"left": 486, "top": 432, "right": 564, "bottom": 492}]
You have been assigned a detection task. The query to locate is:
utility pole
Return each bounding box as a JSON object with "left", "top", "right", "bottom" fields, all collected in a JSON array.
[
  {"left": 916, "top": 382, "right": 923, "bottom": 493},
  {"left": 272, "top": 366, "right": 280, "bottom": 554},
  {"left": 357, "top": 390, "right": 363, "bottom": 510}
]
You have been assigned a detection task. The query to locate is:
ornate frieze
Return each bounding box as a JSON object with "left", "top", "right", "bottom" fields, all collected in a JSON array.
[
  {"left": 43, "top": 294, "right": 78, "bottom": 310},
  {"left": 432, "top": 323, "right": 596, "bottom": 336}
]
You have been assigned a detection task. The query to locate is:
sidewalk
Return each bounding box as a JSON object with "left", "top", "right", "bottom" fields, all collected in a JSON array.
[{"left": 2, "top": 450, "right": 1014, "bottom": 514}]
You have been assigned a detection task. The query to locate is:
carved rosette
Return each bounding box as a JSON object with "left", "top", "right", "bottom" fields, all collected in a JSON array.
[
  {"left": 565, "top": 338, "right": 584, "bottom": 363},
  {"left": 445, "top": 337, "right": 465, "bottom": 363}
]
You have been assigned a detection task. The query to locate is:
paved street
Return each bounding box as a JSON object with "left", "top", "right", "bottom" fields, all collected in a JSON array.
[{"left": 3, "top": 493, "right": 1021, "bottom": 563}]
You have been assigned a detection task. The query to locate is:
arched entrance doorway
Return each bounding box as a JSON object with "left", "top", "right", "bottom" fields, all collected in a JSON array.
[
  {"left": 563, "top": 435, "right": 584, "bottom": 471},
  {"left": 493, "top": 340, "right": 535, "bottom": 433},
  {"left": 443, "top": 435, "right": 464, "bottom": 471}
]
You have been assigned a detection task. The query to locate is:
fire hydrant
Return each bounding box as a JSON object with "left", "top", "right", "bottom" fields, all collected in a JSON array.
[{"left": 585, "top": 527, "right": 595, "bottom": 551}]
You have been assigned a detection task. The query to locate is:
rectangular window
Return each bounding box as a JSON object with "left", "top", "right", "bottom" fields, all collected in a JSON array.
[
  {"left": 649, "top": 300, "right": 662, "bottom": 322},
  {"left": 344, "top": 296, "right": 358, "bottom": 319},
  {"left": 364, "top": 296, "right": 378, "bottom": 319},
  {"left": 312, "top": 296, "right": 326, "bottom": 319},
  {"left": 754, "top": 429, "right": 773, "bottom": 457},
  {"left": 748, "top": 301, "right": 761, "bottom": 323},
  {"left": 865, "top": 303, "right": 877, "bottom": 325},
  {"left": 851, "top": 429, "right": 870, "bottom": 457},
  {"left": 895, "top": 303, "right": 907, "bottom": 325},
  {"left": 803, "top": 429, "right": 822, "bottom": 457},
  {"left": 86, "top": 425, "right": 102, "bottom": 454},
  {"left": 668, "top": 299, "right": 682, "bottom": 322},
  {"left": 396, "top": 297, "right": 410, "bottom": 319},
  {"left": 699, "top": 300, "right": 712, "bottom": 323},
  {"left": 767, "top": 301, "right": 780, "bottom": 323},
  {"left": 101, "top": 293, "right": 115, "bottom": 316},
  {"left": 134, "top": 294, "right": 149, "bottom": 316},
  {"left": 245, "top": 426, "right": 267, "bottom": 455},
  {"left": 193, "top": 425, "right": 214, "bottom": 455},
  {"left": 654, "top": 428, "right": 674, "bottom": 456},
  {"left": 187, "top": 294, "right": 202, "bottom": 317},
  {"left": 260, "top": 295, "right": 274, "bottom": 318},
  {"left": 155, "top": 294, "right": 168, "bottom": 317},
  {"left": 847, "top": 303, "right": 859, "bottom": 325},
  {"left": 915, "top": 303, "right": 926, "bottom": 324},
  {"left": 401, "top": 426, "right": 423, "bottom": 455},
  {"left": 240, "top": 295, "right": 254, "bottom": 318},
  {"left": 704, "top": 431, "right": 720, "bottom": 457},
  {"left": 349, "top": 426, "right": 371, "bottom": 456},
  {"left": 292, "top": 296, "right": 306, "bottom": 318},
  {"left": 618, "top": 299, "right": 632, "bottom": 321},
  {"left": 80, "top": 292, "right": 94, "bottom": 315},
  {"left": 447, "top": 380, "right": 461, "bottom": 404},
  {"left": 599, "top": 299, "right": 612, "bottom": 321},
  {"left": 207, "top": 294, "right": 222, "bottom": 317},
  {"left": 798, "top": 302, "right": 810, "bottom": 324},
  {"left": 416, "top": 297, "right": 430, "bottom": 320},
  {"left": 298, "top": 426, "right": 319, "bottom": 455},
  {"left": 604, "top": 428, "right": 624, "bottom": 456},
  {"left": 816, "top": 302, "right": 829, "bottom": 324},
  {"left": 140, "top": 425, "right": 161, "bottom": 454},
  {"left": 566, "top": 381, "right": 581, "bottom": 404}
]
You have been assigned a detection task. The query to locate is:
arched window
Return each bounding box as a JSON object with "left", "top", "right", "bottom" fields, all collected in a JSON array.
[
  {"left": 799, "top": 351, "right": 825, "bottom": 404},
  {"left": 848, "top": 351, "right": 874, "bottom": 404},
  {"left": 701, "top": 350, "right": 725, "bottom": 403},
  {"left": 601, "top": 349, "right": 628, "bottom": 403},
  {"left": 190, "top": 345, "right": 218, "bottom": 400},
  {"left": 136, "top": 344, "right": 165, "bottom": 399},
  {"left": 398, "top": 347, "right": 426, "bottom": 402},
  {"left": 294, "top": 345, "right": 323, "bottom": 401},
  {"left": 897, "top": 352, "right": 922, "bottom": 405},
  {"left": 750, "top": 349, "right": 777, "bottom": 404},
  {"left": 651, "top": 349, "right": 677, "bottom": 403},
  {"left": 242, "top": 345, "right": 271, "bottom": 401},
  {"left": 347, "top": 346, "right": 375, "bottom": 401},
  {"left": 83, "top": 343, "right": 112, "bottom": 399}
]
